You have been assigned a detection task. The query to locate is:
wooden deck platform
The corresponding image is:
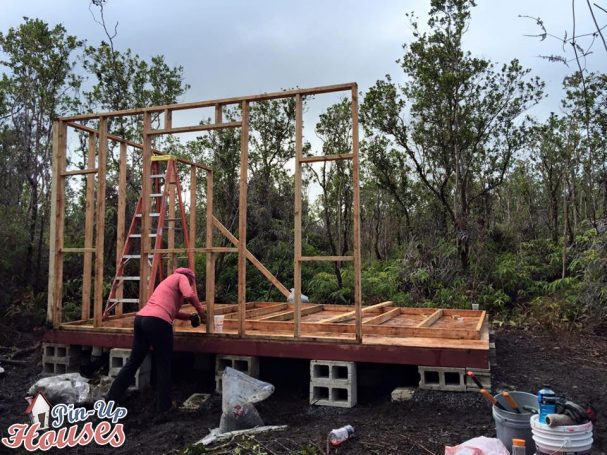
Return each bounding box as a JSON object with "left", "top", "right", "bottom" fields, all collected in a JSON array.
[{"left": 43, "top": 302, "right": 490, "bottom": 369}]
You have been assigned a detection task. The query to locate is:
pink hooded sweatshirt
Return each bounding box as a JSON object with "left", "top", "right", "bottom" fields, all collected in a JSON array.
[{"left": 137, "top": 270, "right": 205, "bottom": 325}]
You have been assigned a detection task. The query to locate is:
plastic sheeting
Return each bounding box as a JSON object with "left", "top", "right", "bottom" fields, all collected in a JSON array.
[
  {"left": 219, "top": 367, "right": 275, "bottom": 433},
  {"left": 28, "top": 373, "right": 91, "bottom": 404}
]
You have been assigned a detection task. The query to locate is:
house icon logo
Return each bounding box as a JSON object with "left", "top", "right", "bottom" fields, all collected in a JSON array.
[{"left": 24, "top": 392, "right": 52, "bottom": 429}]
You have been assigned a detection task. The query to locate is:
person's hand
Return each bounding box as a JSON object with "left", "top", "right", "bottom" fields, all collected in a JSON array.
[
  {"left": 198, "top": 312, "right": 207, "bottom": 324},
  {"left": 190, "top": 313, "right": 201, "bottom": 328}
]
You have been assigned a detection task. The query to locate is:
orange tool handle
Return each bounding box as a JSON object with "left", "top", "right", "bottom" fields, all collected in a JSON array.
[
  {"left": 479, "top": 388, "right": 507, "bottom": 410},
  {"left": 502, "top": 392, "right": 521, "bottom": 413}
]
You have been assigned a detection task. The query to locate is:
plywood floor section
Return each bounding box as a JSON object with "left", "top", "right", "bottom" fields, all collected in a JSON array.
[{"left": 60, "top": 302, "right": 489, "bottom": 351}]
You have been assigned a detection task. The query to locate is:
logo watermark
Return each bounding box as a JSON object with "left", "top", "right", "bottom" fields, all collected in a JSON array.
[{"left": 2, "top": 396, "right": 128, "bottom": 451}]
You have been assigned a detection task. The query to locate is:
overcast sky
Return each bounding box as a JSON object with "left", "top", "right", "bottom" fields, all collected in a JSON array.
[{"left": 2, "top": 0, "right": 605, "bottom": 120}]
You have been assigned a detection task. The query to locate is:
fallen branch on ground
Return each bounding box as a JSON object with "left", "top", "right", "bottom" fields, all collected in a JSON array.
[
  {"left": 196, "top": 425, "right": 288, "bottom": 446},
  {"left": 10, "top": 342, "right": 41, "bottom": 359},
  {"left": 0, "top": 358, "right": 29, "bottom": 366}
]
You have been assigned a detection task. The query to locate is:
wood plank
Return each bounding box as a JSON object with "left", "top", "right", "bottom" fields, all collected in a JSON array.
[
  {"left": 238, "top": 101, "right": 249, "bottom": 336},
  {"left": 116, "top": 142, "right": 127, "bottom": 317},
  {"left": 363, "top": 324, "right": 481, "bottom": 340},
  {"left": 212, "top": 217, "right": 289, "bottom": 297},
  {"left": 60, "top": 83, "right": 357, "bottom": 121},
  {"left": 300, "top": 255, "right": 353, "bottom": 262},
  {"left": 168, "top": 163, "right": 177, "bottom": 275},
  {"left": 416, "top": 309, "right": 443, "bottom": 328},
  {"left": 149, "top": 121, "right": 241, "bottom": 136},
  {"left": 205, "top": 170, "right": 215, "bottom": 334},
  {"left": 294, "top": 93, "right": 303, "bottom": 338},
  {"left": 299, "top": 153, "right": 353, "bottom": 163},
  {"left": 351, "top": 83, "right": 362, "bottom": 343},
  {"left": 82, "top": 132, "right": 96, "bottom": 321},
  {"left": 255, "top": 305, "right": 323, "bottom": 322},
  {"left": 64, "top": 122, "right": 212, "bottom": 172},
  {"left": 93, "top": 117, "right": 108, "bottom": 327},
  {"left": 61, "top": 168, "right": 98, "bottom": 176},
  {"left": 474, "top": 311, "right": 486, "bottom": 332},
  {"left": 363, "top": 308, "right": 401, "bottom": 325},
  {"left": 47, "top": 121, "right": 67, "bottom": 327},
  {"left": 317, "top": 301, "right": 393, "bottom": 323},
  {"left": 223, "top": 303, "right": 288, "bottom": 320},
  {"left": 140, "top": 112, "right": 153, "bottom": 307},
  {"left": 62, "top": 248, "right": 96, "bottom": 253}
]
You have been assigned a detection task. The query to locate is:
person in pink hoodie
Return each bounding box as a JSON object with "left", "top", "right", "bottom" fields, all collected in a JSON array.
[{"left": 107, "top": 268, "right": 206, "bottom": 411}]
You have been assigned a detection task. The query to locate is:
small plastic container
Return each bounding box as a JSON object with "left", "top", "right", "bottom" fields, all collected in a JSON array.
[
  {"left": 511, "top": 438, "right": 526, "bottom": 455},
  {"left": 328, "top": 425, "right": 354, "bottom": 446},
  {"left": 537, "top": 386, "right": 556, "bottom": 424}
]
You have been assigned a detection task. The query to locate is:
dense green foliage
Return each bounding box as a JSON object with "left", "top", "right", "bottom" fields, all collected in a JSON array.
[{"left": 1, "top": 0, "right": 606, "bottom": 331}]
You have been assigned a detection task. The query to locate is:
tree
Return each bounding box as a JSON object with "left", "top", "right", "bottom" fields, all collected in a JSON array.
[
  {"left": 310, "top": 98, "right": 353, "bottom": 287},
  {"left": 0, "top": 18, "right": 82, "bottom": 291},
  {"left": 562, "top": 72, "right": 607, "bottom": 221},
  {"left": 361, "top": 0, "right": 544, "bottom": 271}
]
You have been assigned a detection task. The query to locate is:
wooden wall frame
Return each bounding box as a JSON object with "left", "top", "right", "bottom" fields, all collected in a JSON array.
[{"left": 47, "top": 83, "right": 363, "bottom": 342}]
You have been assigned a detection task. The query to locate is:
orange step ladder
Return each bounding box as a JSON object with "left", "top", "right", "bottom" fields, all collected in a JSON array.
[{"left": 103, "top": 155, "right": 194, "bottom": 317}]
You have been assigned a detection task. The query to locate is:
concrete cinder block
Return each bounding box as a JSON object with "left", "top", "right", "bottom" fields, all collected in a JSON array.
[
  {"left": 215, "top": 355, "right": 259, "bottom": 393},
  {"left": 418, "top": 366, "right": 467, "bottom": 392},
  {"left": 109, "top": 348, "right": 151, "bottom": 391},
  {"left": 309, "top": 360, "right": 357, "bottom": 408},
  {"left": 42, "top": 343, "right": 80, "bottom": 375},
  {"left": 310, "top": 360, "right": 356, "bottom": 384},
  {"left": 309, "top": 383, "right": 357, "bottom": 408},
  {"left": 391, "top": 387, "right": 416, "bottom": 402}
]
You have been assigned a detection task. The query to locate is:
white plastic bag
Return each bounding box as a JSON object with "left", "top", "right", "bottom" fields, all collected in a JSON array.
[
  {"left": 219, "top": 367, "right": 274, "bottom": 433},
  {"left": 28, "top": 373, "right": 91, "bottom": 404},
  {"left": 444, "top": 436, "right": 510, "bottom": 455},
  {"left": 287, "top": 288, "right": 309, "bottom": 303}
]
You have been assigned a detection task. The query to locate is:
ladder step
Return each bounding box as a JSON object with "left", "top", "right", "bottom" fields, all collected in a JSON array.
[
  {"left": 117, "top": 276, "right": 140, "bottom": 281},
  {"left": 150, "top": 193, "right": 163, "bottom": 197},
  {"left": 123, "top": 254, "right": 154, "bottom": 259},
  {"left": 129, "top": 233, "right": 158, "bottom": 238},
  {"left": 108, "top": 298, "right": 140, "bottom": 303},
  {"left": 150, "top": 174, "right": 164, "bottom": 178},
  {"left": 135, "top": 213, "right": 160, "bottom": 218}
]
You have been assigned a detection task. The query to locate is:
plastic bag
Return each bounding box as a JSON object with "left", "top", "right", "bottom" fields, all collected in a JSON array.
[
  {"left": 219, "top": 367, "right": 275, "bottom": 433},
  {"left": 28, "top": 373, "right": 91, "bottom": 404},
  {"left": 444, "top": 436, "right": 510, "bottom": 455},
  {"left": 287, "top": 288, "right": 309, "bottom": 304}
]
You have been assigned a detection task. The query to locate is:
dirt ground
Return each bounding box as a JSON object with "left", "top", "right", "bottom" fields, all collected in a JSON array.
[{"left": 0, "top": 325, "right": 606, "bottom": 455}]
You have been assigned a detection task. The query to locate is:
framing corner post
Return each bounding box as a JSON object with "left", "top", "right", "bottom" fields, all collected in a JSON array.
[
  {"left": 140, "top": 112, "right": 153, "bottom": 307},
  {"left": 352, "top": 84, "right": 363, "bottom": 343},
  {"left": 93, "top": 116, "right": 108, "bottom": 327},
  {"left": 48, "top": 120, "right": 67, "bottom": 328},
  {"left": 238, "top": 101, "right": 250, "bottom": 336},
  {"left": 205, "top": 170, "right": 215, "bottom": 334},
  {"left": 294, "top": 93, "right": 303, "bottom": 338}
]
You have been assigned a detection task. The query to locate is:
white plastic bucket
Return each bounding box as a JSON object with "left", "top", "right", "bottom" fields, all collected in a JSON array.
[
  {"left": 530, "top": 414, "right": 593, "bottom": 455},
  {"left": 492, "top": 391, "right": 536, "bottom": 455}
]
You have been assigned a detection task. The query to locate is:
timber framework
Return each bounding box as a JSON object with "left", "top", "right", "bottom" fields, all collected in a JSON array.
[{"left": 46, "top": 83, "right": 489, "bottom": 368}]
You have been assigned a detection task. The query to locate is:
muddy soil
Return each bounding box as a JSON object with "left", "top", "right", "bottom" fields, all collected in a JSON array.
[{"left": 0, "top": 327, "right": 606, "bottom": 454}]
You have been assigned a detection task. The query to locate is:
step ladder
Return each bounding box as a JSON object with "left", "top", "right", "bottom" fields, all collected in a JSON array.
[{"left": 103, "top": 155, "right": 194, "bottom": 317}]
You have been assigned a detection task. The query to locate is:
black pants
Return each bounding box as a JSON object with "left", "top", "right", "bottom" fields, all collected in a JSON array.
[{"left": 108, "top": 315, "right": 173, "bottom": 411}]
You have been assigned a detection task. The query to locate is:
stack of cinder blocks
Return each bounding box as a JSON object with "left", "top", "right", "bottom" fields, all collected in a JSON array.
[
  {"left": 109, "top": 348, "right": 151, "bottom": 390},
  {"left": 215, "top": 355, "right": 259, "bottom": 393},
  {"left": 42, "top": 343, "right": 80, "bottom": 375},
  {"left": 309, "top": 360, "right": 357, "bottom": 408}
]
